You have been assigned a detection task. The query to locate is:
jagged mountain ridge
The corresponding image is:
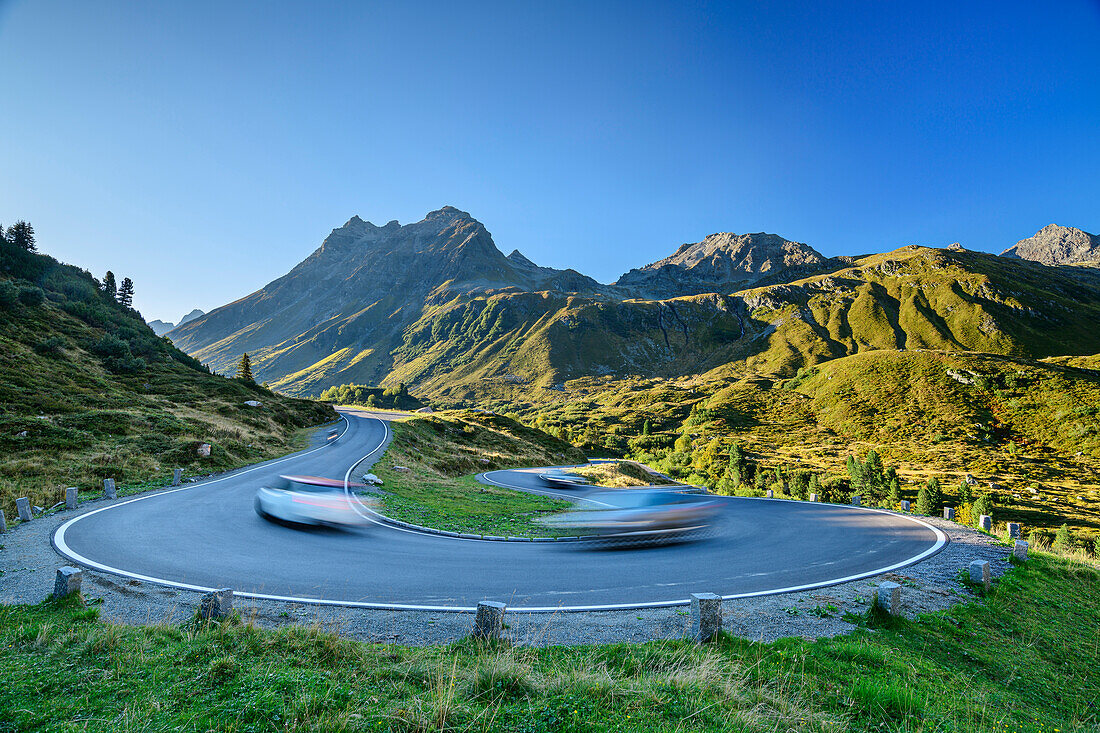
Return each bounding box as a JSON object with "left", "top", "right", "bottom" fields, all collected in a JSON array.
[
  {"left": 613, "top": 232, "right": 828, "bottom": 299},
  {"left": 149, "top": 308, "right": 204, "bottom": 336},
  {"left": 169, "top": 212, "right": 1100, "bottom": 397},
  {"left": 168, "top": 207, "right": 605, "bottom": 387},
  {"left": 1002, "top": 224, "right": 1100, "bottom": 267}
]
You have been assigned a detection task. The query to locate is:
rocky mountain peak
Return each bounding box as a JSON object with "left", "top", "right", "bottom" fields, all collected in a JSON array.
[
  {"left": 1002, "top": 224, "right": 1100, "bottom": 266},
  {"left": 613, "top": 231, "right": 826, "bottom": 299}
]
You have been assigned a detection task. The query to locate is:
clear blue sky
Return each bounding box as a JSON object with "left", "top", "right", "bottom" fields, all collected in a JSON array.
[{"left": 2, "top": 1, "right": 1098, "bottom": 323}]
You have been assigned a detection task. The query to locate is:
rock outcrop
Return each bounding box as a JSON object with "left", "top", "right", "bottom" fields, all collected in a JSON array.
[
  {"left": 1002, "top": 224, "right": 1100, "bottom": 266},
  {"left": 613, "top": 232, "right": 827, "bottom": 299}
]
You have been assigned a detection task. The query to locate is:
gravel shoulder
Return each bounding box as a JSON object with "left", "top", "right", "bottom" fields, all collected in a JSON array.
[{"left": 2, "top": 486, "right": 1011, "bottom": 645}]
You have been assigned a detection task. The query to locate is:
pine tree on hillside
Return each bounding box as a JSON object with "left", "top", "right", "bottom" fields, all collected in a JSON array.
[
  {"left": 958, "top": 479, "right": 972, "bottom": 506},
  {"left": 102, "top": 271, "right": 117, "bottom": 299},
  {"left": 236, "top": 353, "right": 254, "bottom": 383},
  {"left": 117, "top": 277, "right": 134, "bottom": 308},
  {"left": 7, "top": 220, "right": 36, "bottom": 251},
  {"left": 885, "top": 471, "right": 901, "bottom": 508},
  {"left": 808, "top": 473, "right": 821, "bottom": 498},
  {"left": 914, "top": 484, "right": 933, "bottom": 515},
  {"left": 971, "top": 493, "right": 994, "bottom": 526},
  {"left": 726, "top": 443, "right": 746, "bottom": 487},
  {"left": 926, "top": 476, "right": 942, "bottom": 510},
  {"left": 642, "top": 420, "right": 651, "bottom": 436},
  {"left": 1053, "top": 523, "right": 1074, "bottom": 554}
]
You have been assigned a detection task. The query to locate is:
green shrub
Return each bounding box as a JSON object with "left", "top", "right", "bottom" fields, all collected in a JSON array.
[
  {"left": 34, "top": 336, "right": 67, "bottom": 355},
  {"left": 0, "top": 280, "right": 17, "bottom": 308},
  {"left": 17, "top": 285, "right": 45, "bottom": 306},
  {"left": 1053, "top": 523, "right": 1074, "bottom": 554}
]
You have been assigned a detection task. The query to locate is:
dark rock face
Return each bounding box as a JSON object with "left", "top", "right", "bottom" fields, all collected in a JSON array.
[
  {"left": 613, "top": 232, "right": 827, "bottom": 299},
  {"left": 1002, "top": 224, "right": 1100, "bottom": 266}
]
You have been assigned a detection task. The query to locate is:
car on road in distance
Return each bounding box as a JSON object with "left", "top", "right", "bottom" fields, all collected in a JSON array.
[
  {"left": 326, "top": 429, "right": 339, "bottom": 444},
  {"left": 538, "top": 488, "right": 721, "bottom": 543},
  {"left": 254, "top": 475, "right": 374, "bottom": 527}
]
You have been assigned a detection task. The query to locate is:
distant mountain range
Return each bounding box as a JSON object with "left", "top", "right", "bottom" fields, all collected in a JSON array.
[
  {"left": 168, "top": 208, "right": 1100, "bottom": 397},
  {"left": 149, "top": 308, "right": 204, "bottom": 336}
]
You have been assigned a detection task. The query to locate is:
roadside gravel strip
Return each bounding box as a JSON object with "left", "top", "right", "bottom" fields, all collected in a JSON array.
[
  {"left": 2, "top": 503, "right": 1010, "bottom": 644},
  {"left": 1, "top": 417, "right": 1011, "bottom": 643}
]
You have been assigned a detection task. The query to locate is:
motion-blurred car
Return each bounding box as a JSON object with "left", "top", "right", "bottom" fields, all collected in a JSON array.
[
  {"left": 254, "top": 475, "right": 374, "bottom": 527},
  {"left": 326, "top": 429, "right": 339, "bottom": 444},
  {"left": 538, "top": 488, "right": 721, "bottom": 543}
]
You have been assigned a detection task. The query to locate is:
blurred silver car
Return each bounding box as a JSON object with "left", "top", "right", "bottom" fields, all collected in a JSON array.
[
  {"left": 538, "top": 488, "right": 721, "bottom": 542},
  {"left": 254, "top": 475, "right": 374, "bottom": 527}
]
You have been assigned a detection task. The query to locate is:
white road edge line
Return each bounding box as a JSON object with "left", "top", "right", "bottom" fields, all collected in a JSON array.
[{"left": 53, "top": 412, "right": 949, "bottom": 613}]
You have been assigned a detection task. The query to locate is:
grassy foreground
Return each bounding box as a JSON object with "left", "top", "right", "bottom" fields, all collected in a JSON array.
[
  {"left": 1, "top": 553, "right": 1096, "bottom": 731},
  {"left": 368, "top": 410, "right": 582, "bottom": 537}
]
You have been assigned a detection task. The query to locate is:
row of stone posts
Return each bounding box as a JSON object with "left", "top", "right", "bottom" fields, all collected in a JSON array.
[{"left": 1, "top": 469, "right": 186, "bottom": 532}]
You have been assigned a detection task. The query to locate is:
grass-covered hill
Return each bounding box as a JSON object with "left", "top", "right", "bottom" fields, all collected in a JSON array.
[
  {"left": 476, "top": 349, "right": 1100, "bottom": 542},
  {"left": 0, "top": 239, "right": 333, "bottom": 520}
]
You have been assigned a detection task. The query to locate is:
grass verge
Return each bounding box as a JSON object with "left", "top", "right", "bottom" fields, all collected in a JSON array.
[
  {"left": 366, "top": 410, "right": 583, "bottom": 538},
  {"left": 1, "top": 553, "right": 1096, "bottom": 731}
]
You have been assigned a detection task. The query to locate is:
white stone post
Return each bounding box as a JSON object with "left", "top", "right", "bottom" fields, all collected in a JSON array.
[
  {"left": 54, "top": 566, "right": 82, "bottom": 598},
  {"left": 473, "top": 600, "right": 506, "bottom": 640},
  {"left": 199, "top": 588, "right": 234, "bottom": 620},
  {"left": 943, "top": 507, "right": 955, "bottom": 521},
  {"left": 0, "top": 509, "right": 6, "bottom": 533},
  {"left": 690, "top": 593, "right": 722, "bottom": 642},
  {"left": 16, "top": 497, "right": 33, "bottom": 522},
  {"left": 851, "top": 495, "right": 861, "bottom": 507},
  {"left": 978, "top": 515, "right": 992, "bottom": 532},
  {"left": 65, "top": 487, "right": 78, "bottom": 510},
  {"left": 103, "top": 478, "right": 116, "bottom": 499},
  {"left": 765, "top": 489, "right": 774, "bottom": 498},
  {"left": 1006, "top": 522, "right": 1021, "bottom": 539},
  {"left": 875, "top": 581, "right": 901, "bottom": 615},
  {"left": 1013, "top": 540, "right": 1028, "bottom": 561},
  {"left": 172, "top": 468, "right": 183, "bottom": 486},
  {"left": 899, "top": 500, "right": 910, "bottom": 512},
  {"left": 969, "top": 560, "right": 991, "bottom": 591},
  {"left": 809, "top": 493, "right": 818, "bottom": 502}
]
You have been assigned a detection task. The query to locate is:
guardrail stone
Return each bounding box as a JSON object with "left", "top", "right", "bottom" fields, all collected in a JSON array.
[
  {"left": 969, "top": 560, "right": 991, "bottom": 591},
  {"left": 172, "top": 468, "right": 183, "bottom": 486},
  {"left": 978, "top": 515, "right": 992, "bottom": 532},
  {"left": 199, "top": 588, "right": 234, "bottom": 620},
  {"left": 943, "top": 507, "right": 955, "bottom": 521},
  {"left": 1006, "top": 522, "right": 1021, "bottom": 539},
  {"left": 899, "top": 500, "right": 910, "bottom": 512},
  {"left": 690, "top": 593, "right": 722, "bottom": 642},
  {"left": 16, "top": 497, "right": 32, "bottom": 522},
  {"left": 875, "top": 581, "right": 901, "bottom": 616},
  {"left": 851, "top": 495, "right": 861, "bottom": 507},
  {"left": 809, "top": 493, "right": 818, "bottom": 502},
  {"left": 764, "top": 489, "right": 774, "bottom": 498},
  {"left": 65, "top": 487, "right": 78, "bottom": 510},
  {"left": 0, "top": 509, "right": 6, "bottom": 533},
  {"left": 1013, "top": 540, "right": 1029, "bottom": 561},
  {"left": 53, "top": 566, "right": 82, "bottom": 598},
  {"left": 103, "top": 478, "right": 116, "bottom": 499},
  {"left": 473, "top": 600, "right": 506, "bottom": 640}
]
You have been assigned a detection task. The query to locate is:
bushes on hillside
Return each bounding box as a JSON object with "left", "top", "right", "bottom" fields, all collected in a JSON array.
[{"left": 318, "top": 383, "right": 424, "bottom": 411}]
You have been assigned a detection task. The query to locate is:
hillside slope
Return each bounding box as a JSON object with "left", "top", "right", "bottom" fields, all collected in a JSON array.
[
  {"left": 168, "top": 207, "right": 606, "bottom": 392},
  {"left": 0, "top": 240, "right": 332, "bottom": 518}
]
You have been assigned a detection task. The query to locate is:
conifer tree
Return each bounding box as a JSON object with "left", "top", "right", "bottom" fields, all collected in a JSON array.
[
  {"left": 958, "top": 479, "right": 972, "bottom": 506},
  {"left": 808, "top": 473, "right": 820, "bottom": 498},
  {"left": 971, "top": 493, "right": 994, "bottom": 525},
  {"left": 1053, "top": 523, "right": 1073, "bottom": 554},
  {"left": 914, "top": 484, "right": 933, "bottom": 515},
  {"left": 103, "top": 271, "right": 117, "bottom": 299},
  {"left": 6, "top": 220, "right": 35, "bottom": 251},
  {"left": 642, "top": 420, "right": 651, "bottom": 436},
  {"left": 885, "top": 472, "right": 901, "bottom": 508},
  {"left": 117, "top": 277, "right": 134, "bottom": 308},
  {"left": 726, "top": 443, "right": 746, "bottom": 486},
  {"left": 926, "top": 476, "right": 942, "bottom": 510},
  {"left": 236, "top": 353, "right": 254, "bottom": 383},
  {"left": 847, "top": 455, "right": 863, "bottom": 492}
]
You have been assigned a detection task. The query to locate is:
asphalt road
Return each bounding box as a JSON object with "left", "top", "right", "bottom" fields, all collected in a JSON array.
[{"left": 54, "top": 409, "right": 946, "bottom": 611}]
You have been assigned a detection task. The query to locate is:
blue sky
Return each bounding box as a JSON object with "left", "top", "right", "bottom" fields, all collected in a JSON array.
[{"left": 2, "top": 1, "right": 1098, "bottom": 323}]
